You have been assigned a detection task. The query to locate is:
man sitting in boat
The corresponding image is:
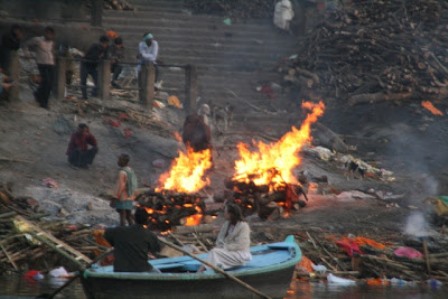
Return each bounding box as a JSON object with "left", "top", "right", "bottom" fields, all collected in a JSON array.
[
  {"left": 199, "top": 204, "right": 252, "bottom": 272},
  {"left": 104, "top": 208, "right": 161, "bottom": 272}
]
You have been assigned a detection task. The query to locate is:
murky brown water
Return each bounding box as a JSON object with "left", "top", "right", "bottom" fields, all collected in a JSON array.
[{"left": 1, "top": 275, "right": 447, "bottom": 299}]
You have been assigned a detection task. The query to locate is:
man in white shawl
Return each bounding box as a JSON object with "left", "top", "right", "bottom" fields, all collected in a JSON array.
[
  {"left": 199, "top": 203, "right": 251, "bottom": 272},
  {"left": 273, "top": 0, "right": 295, "bottom": 31}
]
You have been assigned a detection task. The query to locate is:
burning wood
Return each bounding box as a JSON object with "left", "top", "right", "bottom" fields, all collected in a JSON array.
[
  {"left": 421, "top": 101, "right": 444, "bottom": 116},
  {"left": 157, "top": 146, "right": 212, "bottom": 194},
  {"left": 226, "top": 101, "right": 323, "bottom": 219},
  {"left": 136, "top": 190, "right": 209, "bottom": 231}
]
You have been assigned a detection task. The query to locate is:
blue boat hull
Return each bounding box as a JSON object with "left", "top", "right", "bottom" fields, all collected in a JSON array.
[{"left": 81, "top": 236, "right": 301, "bottom": 299}]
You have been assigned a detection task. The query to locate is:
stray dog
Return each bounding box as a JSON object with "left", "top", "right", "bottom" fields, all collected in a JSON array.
[
  {"left": 345, "top": 160, "right": 365, "bottom": 179},
  {"left": 211, "top": 103, "right": 234, "bottom": 134}
]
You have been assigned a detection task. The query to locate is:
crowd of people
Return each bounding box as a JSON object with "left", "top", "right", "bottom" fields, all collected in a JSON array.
[{"left": 0, "top": 24, "right": 162, "bottom": 108}]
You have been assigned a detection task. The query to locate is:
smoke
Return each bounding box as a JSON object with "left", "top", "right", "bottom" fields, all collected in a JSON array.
[{"left": 404, "top": 212, "right": 430, "bottom": 237}]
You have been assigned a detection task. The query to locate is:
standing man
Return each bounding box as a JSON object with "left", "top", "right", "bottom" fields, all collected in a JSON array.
[
  {"left": 23, "top": 26, "right": 56, "bottom": 109},
  {"left": 182, "top": 113, "right": 212, "bottom": 153},
  {"left": 104, "top": 208, "right": 161, "bottom": 273},
  {"left": 110, "top": 37, "right": 124, "bottom": 88},
  {"left": 66, "top": 123, "right": 98, "bottom": 169},
  {"left": 80, "top": 35, "right": 109, "bottom": 99},
  {"left": 115, "top": 154, "right": 138, "bottom": 226},
  {"left": 137, "top": 32, "right": 159, "bottom": 101},
  {"left": 0, "top": 24, "right": 24, "bottom": 75}
]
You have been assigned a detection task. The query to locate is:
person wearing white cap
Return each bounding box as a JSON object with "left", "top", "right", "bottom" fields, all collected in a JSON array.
[{"left": 137, "top": 32, "right": 159, "bottom": 100}]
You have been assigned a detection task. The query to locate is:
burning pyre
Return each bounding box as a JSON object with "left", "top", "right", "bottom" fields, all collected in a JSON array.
[
  {"left": 227, "top": 101, "right": 326, "bottom": 218},
  {"left": 137, "top": 146, "right": 213, "bottom": 231}
]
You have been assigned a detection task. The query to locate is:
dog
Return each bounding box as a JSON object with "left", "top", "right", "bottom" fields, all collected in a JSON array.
[
  {"left": 197, "top": 102, "right": 234, "bottom": 135},
  {"left": 211, "top": 103, "right": 234, "bottom": 134},
  {"left": 344, "top": 160, "right": 366, "bottom": 180}
]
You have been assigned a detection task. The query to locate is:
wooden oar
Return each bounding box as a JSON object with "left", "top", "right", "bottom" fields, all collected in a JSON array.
[
  {"left": 35, "top": 249, "right": 114, "bottom": 299},
  {"left": 158, "top": 237, "right": 272, "bottom": 299}
]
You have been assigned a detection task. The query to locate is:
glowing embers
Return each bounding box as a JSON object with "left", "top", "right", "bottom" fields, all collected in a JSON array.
[
  {"left": 137, "top": 191, "right": 206, "bottom": 231},
  {"left": 421, "top": 101, "right": 443, "bottom": 116}
]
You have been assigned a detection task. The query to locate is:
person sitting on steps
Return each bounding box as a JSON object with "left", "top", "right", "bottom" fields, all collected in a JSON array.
[{"left": 66, "top": 123, "right": 98, "bottom": 169}]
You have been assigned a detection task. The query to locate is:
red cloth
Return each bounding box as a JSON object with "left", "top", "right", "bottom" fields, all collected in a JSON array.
[
  {"left": 336, "top": 238, "right": 363, "bottom": 257},
  {"left": 66, "top": 132, "right": 97, "bottom": 155}
]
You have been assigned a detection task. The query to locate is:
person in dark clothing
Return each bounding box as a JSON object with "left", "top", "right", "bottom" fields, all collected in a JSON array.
[
  {"left": 104, "top": 208, "right": 161, "bottom": 272},
  {"left": 182, "top": 113, "right": 212, "bottom": 152},
  {"left": 0, "top": 24, "right": 23, "bottom": 75},
  {"left": 80, "top": 35, "right": 109, "bottom": 99},
  {"left": 110, "top": 37, "right": 124, "bottom": 88},
  {"left": 24, "top": 26, "right": 55, "bottom": 109},
  {"left": 66, "top": 123, "right": 98, "bottom": 168}
]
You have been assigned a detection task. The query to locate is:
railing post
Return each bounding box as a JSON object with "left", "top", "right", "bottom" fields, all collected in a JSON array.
[
  {"left": 185, "top": 65, "right": 198, "bottom": 114},
  {"left": 9, "top": 51, "right": 20, "bottom": 101},
  {"left": 140, "top": 63, "right": 155, "bottom": 107},
  {"left": 99, "top": 59, "right": 111, "bottom": 100},
  {"left": 56, "top": 56, "right": 67, "bottom": 100},
  {"left": 91, "top": 0, "right": 103, "bottom": 27}
]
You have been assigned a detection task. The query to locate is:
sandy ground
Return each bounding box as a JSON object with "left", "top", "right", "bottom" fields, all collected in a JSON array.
[{"left": 1, "top": 81, "right": 447, "bottom": 244}]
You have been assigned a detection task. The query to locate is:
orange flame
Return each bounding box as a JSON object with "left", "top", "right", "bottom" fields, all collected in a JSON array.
[
  {"left": 233, "top": 101, "right": 325, "bottom": 189},
  {"left": 157, "top": 146, "right": 212, "bottom": 193},
  {"left": 422, "top": 101, "right": 443, "bottom": 116},
  {"left": 183, "top": 214, "right": 203, "bottom": 226}
]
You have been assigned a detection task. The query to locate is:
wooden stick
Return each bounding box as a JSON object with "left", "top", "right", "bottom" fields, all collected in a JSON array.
[
  {"left": 157, "top": 238, "right": 272, "bottom": 299},
  {"left": 423, "top": 240, "right": 432, "bottom": 274},
  {"left": 193, "top": 232, "right": 209, "bottom": 253},
  {"left": 0, "top": 244, "right": 18, "bottom": 270}
]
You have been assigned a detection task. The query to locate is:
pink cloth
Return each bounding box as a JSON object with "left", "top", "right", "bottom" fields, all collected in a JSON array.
[{"left": 394, "top": 247, "right": 423, "bottom": 259}]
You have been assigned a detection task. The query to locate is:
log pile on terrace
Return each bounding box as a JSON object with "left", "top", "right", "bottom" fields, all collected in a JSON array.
[
  {"left": 282, "top": 0, "right": 448, "bottom": 104},
  {"left": 224, "top": 170, "right": 309, "bottom": 220}
]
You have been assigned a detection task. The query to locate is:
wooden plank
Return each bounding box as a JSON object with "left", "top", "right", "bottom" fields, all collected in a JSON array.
[{"left": 13, "top": 216, "right": 92, "bottom": 265}]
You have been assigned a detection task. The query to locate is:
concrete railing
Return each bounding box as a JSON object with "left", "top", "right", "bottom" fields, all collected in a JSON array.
[{"left": 10, "top": 54, "right": 198, "bottom": 113}]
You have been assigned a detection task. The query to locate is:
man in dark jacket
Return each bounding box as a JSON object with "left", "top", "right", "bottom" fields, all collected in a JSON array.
[
  {"left": 182, "top": 113, "right": 212, "bottom": 152},
  {"left": 110, "top": 37, "right": 124, "bottom": 88},
  {"left": 104, "top": 208, "right": 161, "bottom": 272},
  {"left": 0, "top": 24, "right": 23, "bottom": 75},
  {"left": 80, "top": 35, "right": 109, "bottom": 99},
  {"left": 66, "top": 123, "right": 98, "bottom": 168}
]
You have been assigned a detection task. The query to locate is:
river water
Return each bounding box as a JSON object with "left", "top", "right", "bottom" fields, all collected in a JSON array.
[{"left": 0, "top": 274, "right": 446, "bottom": 299}]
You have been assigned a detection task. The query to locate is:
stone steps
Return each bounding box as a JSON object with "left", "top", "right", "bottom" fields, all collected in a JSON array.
[{"left": 105, "top": 0, "right": 296, "bottom": 111}]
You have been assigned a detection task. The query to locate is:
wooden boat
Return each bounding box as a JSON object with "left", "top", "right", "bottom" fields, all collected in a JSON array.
[{"left": 81, "top": 235, "right": 301, "bottom": 299}]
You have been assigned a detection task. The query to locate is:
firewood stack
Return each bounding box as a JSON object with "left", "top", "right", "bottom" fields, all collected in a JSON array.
[
  {"left": 136, "top": 190, "right": 208, "bottom": 231},
  {"left": 283, "top": 0, "right": 448, "bottom": 104},
  {"left": 224, "top": 172, "right": 309, "bottom": 220}
]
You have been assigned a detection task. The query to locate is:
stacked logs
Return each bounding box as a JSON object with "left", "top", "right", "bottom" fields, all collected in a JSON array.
[
  {"left": 136, "top": 190, "right": 208, "bottom": 231},
  {"left": 283, "top": 0, "right": 448, "bottom": 104},
  {"left": 224, "top": 172, "right": 309, "bottom": 220},
  {"left": 184, "top": 0, "right": 273, "bottom": 19}
]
